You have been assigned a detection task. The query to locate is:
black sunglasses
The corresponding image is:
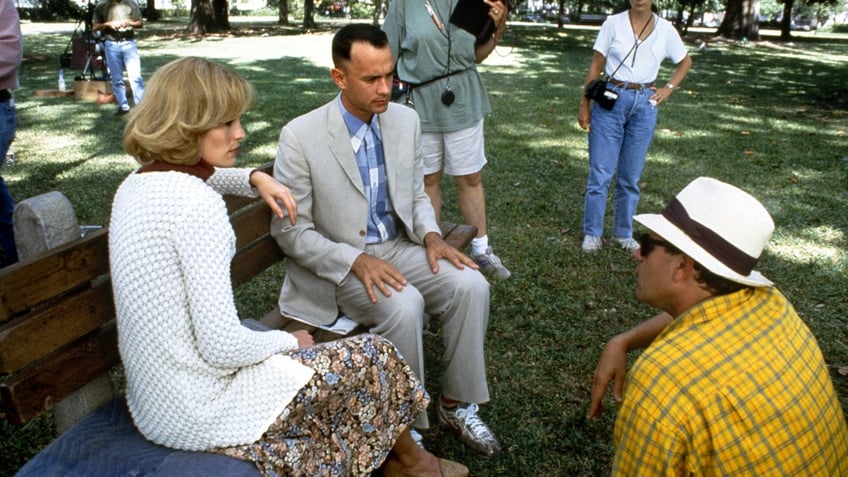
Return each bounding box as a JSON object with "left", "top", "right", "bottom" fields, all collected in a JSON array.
[{"left": 638, "top": 233, "right": 679, "bottom": 257}]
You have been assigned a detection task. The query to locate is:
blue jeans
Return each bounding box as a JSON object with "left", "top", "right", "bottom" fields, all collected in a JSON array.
[
  {"left": 0, "top": 98, "right": 17, "bottom": 264},
  {"left": 583, "top": 86, "right": 658, "bottom": 239},
  {"left": 104, "top": 39, "right": 145, "bottom": 110}
]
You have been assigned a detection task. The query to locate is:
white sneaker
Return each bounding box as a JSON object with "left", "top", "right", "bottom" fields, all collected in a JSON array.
[
  {"left": 582, "top": 235, "right": 602, "bottom": 252},
  {"left": 438, "top": 401, "right": 501, "bottom": 456},
  {"left": 614, "top": 237, "right": 640, "bottom": 251},
  {"left": 470, "top": 246, "right": 511, "bottom": 279}
]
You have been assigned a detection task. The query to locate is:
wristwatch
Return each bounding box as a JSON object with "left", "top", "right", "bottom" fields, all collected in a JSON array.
[{"left": 665, "top": 83, "right": 676, "bottom": 90}]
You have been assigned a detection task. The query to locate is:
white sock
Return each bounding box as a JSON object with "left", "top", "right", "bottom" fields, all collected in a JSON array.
[{"left": 471, "top": 235, "right": 489, "bottom": 255}]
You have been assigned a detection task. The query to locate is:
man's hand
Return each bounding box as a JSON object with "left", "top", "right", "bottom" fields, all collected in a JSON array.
[
  {"left": 423, "top": 232, "right": 478, "bottom": 274},
  {"left": 350, "top": 253, "right": 408, "bottom": 304},
  {"left": 587, "top": 312, "right": 672, "bottom": 419},
  {"left": 588, "top": 335, "right": 628, "bottom": 419},
  {"left": 249, "top": 171, "right": 297, "bottom": 225},
  {"left": 291, "top": 329, "right": 314, "bottom": 348}
]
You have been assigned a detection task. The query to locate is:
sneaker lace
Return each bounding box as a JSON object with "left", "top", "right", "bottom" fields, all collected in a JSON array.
[
  {"left": 454, "top": 403, "right": 492, "bottom": 437},
  {"left": 485, "top": 253, "right": 503, "bottom": 267},
  {"left": 476, "top": 248, "right": 501, "bottom": 267}
]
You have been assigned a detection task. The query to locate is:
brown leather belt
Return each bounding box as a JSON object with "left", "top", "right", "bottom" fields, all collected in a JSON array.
[{"left": 608, "top": 79, "right": 655, "bottom": 90}]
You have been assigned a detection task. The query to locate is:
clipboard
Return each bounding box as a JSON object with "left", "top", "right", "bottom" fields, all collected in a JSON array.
[{"left": 449, "top": 0, "right": 504, "bottom": 44}]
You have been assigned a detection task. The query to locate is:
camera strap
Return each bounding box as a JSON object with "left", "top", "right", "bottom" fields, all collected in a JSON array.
[{"left": 399, "top": 68, "right": 467, "bottom": 89}]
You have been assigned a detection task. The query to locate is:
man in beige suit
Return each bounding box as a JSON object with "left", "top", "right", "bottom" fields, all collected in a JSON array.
[{"left": 270, "top": 24, "right": 501, "bottom": 456}]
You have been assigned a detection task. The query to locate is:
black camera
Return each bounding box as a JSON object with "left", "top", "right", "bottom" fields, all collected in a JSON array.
[
  {"left": 441, "top": 87, "right": 455, "bottom": 106},
  {"left": 585, "top": 80, "right": 618, "bottom": 110}
]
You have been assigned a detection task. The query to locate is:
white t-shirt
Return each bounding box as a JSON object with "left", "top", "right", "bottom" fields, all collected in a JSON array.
[{"left": 593, "top": 11, "right": 688, "bottom": 83}]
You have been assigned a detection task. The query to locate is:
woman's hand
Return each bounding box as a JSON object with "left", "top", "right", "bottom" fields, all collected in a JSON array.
[
  {"left": 485, "top": 0, "right": 508, "bottom": 33},
  {"left": 476, "top": 0, "right": 508, "bottom": 62},
  {"left": 650, "top": 54, "right": 692, "bottom": 106},
  {"left": 249, "top": 171, "right": 297, "bottom": 225},
  {"left": 579, "top": 52, "right": 606, "bottom": 131},
  {"left": 291, "top": 329, "right": 314, "bottom": 348},
  {"left": 578, "top": 98, "right": 592, "bottom": 130},
  {"left": 649, "top": 84, "right": 674, "bottom": 106}
]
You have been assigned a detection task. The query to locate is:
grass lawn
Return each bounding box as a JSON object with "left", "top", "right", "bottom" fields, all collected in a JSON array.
[{"left": 1, "top": 17, "right": 847, "bottom": 476}]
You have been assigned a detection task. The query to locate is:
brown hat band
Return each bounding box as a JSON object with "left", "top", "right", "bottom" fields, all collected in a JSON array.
[{"left": 661, "top": 198, "right": 758, "bottom": 276}]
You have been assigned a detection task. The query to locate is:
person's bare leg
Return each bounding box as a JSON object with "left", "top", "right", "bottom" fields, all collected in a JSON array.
[
  {"left": 424, "top": 171, "right": 443, "bottom": 222},
  {"left": 454, "top": 172, "right": 487, "bottom": 238},
  {"left": 383, "top": 429, "right": 441, "bottom": 476}
]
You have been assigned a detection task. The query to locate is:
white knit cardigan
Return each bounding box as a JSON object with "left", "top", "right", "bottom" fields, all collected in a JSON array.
[{"left": 109, "top": 167, "right": 314, "bottom": 451}]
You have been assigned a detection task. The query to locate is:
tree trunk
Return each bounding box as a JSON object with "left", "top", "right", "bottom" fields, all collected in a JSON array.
[
  {"left": 674, "top": 0, "right": 686, "bottom": 31},
  {"left": 144, "top": 0, "right": 161, "bottom": 21},
  {"left": 188, "top": 0, "right": 231, "bottom": 35},
  {"left": 779, "top": 0, "right": 794, "bottom": 40},
  {"left": 213, "top": 0, "right": 230, "bottom": 30},
  {"left": 685, "top": 1, "right": 698, "bottom": 33},
  {"left": 717, "top": 0, "right": 760, "bottom": 40},
  {"left": 372, "top": 0, "right": 383, "bottom": 25},
  {"left": 303, "top": 0, "right": 316, "bottom": 29},
  {"left": 278, "top": 0, "right": 289, "bottom": 25},
  {"left": 557, "top": 0, "right": 565, "bottom": 28}
]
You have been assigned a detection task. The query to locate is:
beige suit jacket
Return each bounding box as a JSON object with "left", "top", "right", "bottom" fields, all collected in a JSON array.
[{"left": 271, "top": 97, "right": 440, "bottom": 325}]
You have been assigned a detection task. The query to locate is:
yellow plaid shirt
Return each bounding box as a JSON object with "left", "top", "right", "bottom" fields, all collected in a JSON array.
[{"left": 612, "top": 287, "right": 848, "bottom": 476}]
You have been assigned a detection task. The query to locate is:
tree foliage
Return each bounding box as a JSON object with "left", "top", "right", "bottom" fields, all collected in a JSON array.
[
  {"left": 20, "top": 0, "right": 83, "bottom": 21},
  {"left": 775, "top": 0, "right": 839, "bottom": 39}
]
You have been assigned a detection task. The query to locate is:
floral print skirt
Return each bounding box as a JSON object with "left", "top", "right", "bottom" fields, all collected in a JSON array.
[{"left": 215, "top": 333, "right": 429, "bottom": 477}]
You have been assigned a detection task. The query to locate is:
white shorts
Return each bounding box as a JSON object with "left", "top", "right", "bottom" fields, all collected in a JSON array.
[{"left": 421, "top": 119, "right": 487, "bottom": 176}]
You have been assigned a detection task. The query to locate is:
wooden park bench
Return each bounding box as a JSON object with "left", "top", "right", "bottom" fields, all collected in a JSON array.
[{"left": 0, "top": 162, "right": 476, "bottom": 476}]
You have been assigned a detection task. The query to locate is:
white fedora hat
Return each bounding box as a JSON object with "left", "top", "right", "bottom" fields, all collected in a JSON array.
[{"left": 634, "top": 177, "right": 775, "bottom": 287}]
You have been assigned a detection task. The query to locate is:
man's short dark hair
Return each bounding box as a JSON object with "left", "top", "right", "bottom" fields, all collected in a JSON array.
[
  {"left": 663, "top": 248, "right": 750, "bottom": 296},
  {"left": 692, "top": 262, "right": 750, "bottom": 296},
  {"left": 332, "top": 24, "right": 390, "bottom": 67}
]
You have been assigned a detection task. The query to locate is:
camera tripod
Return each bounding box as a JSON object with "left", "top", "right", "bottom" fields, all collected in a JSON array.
[{"left": 64, "top": 1, "right": 109, "bottom": 81}]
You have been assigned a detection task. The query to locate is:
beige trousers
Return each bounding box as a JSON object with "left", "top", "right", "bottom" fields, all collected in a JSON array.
[{"left": 335, "top": 236, "right": 491, "bottom": 428}]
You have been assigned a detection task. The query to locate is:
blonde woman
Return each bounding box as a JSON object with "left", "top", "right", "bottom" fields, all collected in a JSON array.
[{"left": 111, "top": 57, "right": 466, "bottom": 477}]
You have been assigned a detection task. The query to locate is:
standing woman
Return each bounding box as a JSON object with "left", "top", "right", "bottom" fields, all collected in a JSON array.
[
  {"left": 111, "top": 57, "right": 466, "bottom": 477},
  {"left": 383, "top": 0, "right": 512, "bottom": 280},
  {"left": 577, "top": 0, "right": 691, "bottom": 253}
]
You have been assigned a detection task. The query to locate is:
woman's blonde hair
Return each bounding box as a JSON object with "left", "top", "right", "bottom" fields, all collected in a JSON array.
[{"left": 123, "top": 57, "right": 256, "bottom": 166}]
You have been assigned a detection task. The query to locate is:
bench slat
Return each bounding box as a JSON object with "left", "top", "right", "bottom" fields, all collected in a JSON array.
[
  {"left": 230, "top": 236, "right": 285, "bottom": 288},
  {"left": 224, "top": 195, "right": 258, "bottom": 215},
  {"left": 0, "top": 324, "right": 119, "bottom": 426},
  {"left": 231, "top": 202, "right": 274, "bottom": 250},
  {"left": 0, "top": 282, "right": 114, "bottom": 375},
  {"left": 0, "top": 229, "right": 109, "bottom": 323}
]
